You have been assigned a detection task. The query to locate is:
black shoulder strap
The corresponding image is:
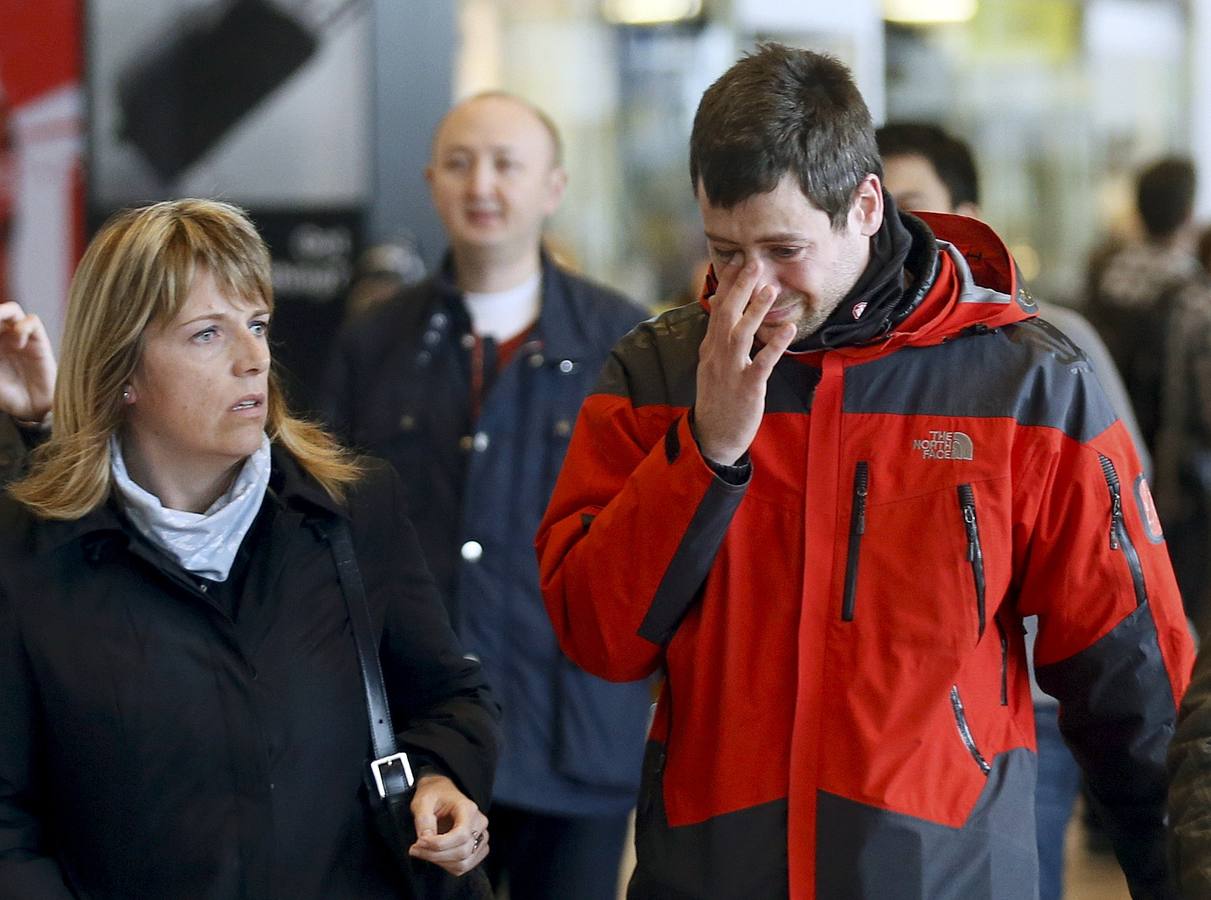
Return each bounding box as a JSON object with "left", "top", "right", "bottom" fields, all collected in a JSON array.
[{"left": 327, "top": 519, "right": 397, "bottom": 761}]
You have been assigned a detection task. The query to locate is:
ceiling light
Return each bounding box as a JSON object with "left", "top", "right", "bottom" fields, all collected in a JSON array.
[
  {"left": 601, "top": 0, "right": 703, "bottom": 26},
  {"left": 883, "top": 0, "right": 977, "bottom": 24}
]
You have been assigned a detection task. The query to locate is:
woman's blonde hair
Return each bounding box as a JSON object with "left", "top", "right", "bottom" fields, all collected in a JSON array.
[{"left": 11, "top": 199, "right": 362, "bottom": 520}]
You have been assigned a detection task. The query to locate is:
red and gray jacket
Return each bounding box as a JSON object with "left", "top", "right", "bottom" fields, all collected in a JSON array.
[{"left": 537, "top": 213, "right": 1194, "bottom": 899}]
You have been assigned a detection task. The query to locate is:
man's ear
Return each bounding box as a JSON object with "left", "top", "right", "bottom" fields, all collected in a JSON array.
[
  {"left": 954, "top": 201, "right": 982, "bottom": 219},
  {"left": 851, "top": 174, "right": 884, "bottom": 237},
  {"left": 543, "top": 166, "right": 568, "bottom": 216}
]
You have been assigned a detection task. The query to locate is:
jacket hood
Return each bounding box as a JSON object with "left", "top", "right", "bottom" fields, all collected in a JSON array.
[
  {"left": 697, "top": 210, "right": 1037, "bottom": 360},
  {"left": 878, "top": 211, "right": 1037, "bottom": 353}
]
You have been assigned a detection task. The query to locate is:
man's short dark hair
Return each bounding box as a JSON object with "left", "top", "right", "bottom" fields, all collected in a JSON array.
[
  {"left": 689, "top": 43, "right": 881, "bottom": 229},
  {"left": 875, "top": 121, "right": 980, "bottom": 208},
  {"left": 1136, "top": 157, "right": 1196, "bottom": 240}
]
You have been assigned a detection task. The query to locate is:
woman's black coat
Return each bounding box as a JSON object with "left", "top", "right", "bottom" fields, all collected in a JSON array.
[{"left": 0, "top": 449, "right": 500, "bottom": 899}]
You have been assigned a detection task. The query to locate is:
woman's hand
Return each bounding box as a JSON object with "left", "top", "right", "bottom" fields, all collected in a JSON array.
[
  {"left": 0, "top": 302, "right": 56, "bottom": 426},
  {"left": 407, "top": 773, "right": 489, "bottom": 876}
]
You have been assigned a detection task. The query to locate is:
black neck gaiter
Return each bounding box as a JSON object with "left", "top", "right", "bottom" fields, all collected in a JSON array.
[{"left": 793, "top": 192, "right": 934, "bottom": 352}]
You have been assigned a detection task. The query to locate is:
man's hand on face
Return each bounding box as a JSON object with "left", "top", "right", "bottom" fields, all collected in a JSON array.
[{"left": 692, "top": 258, "right": 797, "bottom": 466}]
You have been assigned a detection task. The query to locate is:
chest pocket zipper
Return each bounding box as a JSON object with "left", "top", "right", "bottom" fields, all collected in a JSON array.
[
  {"left": 1098, "top": 455, "right": 1148, "bottom": 607},
  {"left": 958, "top": 485, "right": 1008, "bottom": 706},
  {"left": 841, "top": 461, "right": 869, "bottom": 621},
  {"left": 957, "top": 485, "right": 985, "bottom": 638}
]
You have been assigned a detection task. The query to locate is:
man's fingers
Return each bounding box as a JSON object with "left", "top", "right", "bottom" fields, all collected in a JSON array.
[
  {"left": 710, "top": 255, "right": 744, "bottom": 302},
  {"left": 709, "top": 259, "right": 762, "bottom": 331},
  {"left": 733, "top": 284, "right": 780, "bottom": 347},
  {"left": 750, "top": 321, "right": 797, "bottom": 378}
]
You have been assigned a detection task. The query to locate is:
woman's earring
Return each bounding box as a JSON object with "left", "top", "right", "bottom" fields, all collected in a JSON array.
[{"left": 122, "top": 386, "right": 133, "bottom": 403}]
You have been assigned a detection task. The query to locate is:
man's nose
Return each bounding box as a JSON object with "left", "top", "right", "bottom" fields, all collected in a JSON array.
[
  {"left": 749, "top": 258, "right": 777, "bottom": 293},
  {"left": 468, "top": 157, "right": 494, "bottom": 196}
]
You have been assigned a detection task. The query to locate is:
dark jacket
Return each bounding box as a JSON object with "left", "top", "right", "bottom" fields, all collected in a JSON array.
[
  {"left": 323, "top": 254, "right": 651, "bottom": 815},
  {"left": 0, "top": 417, "right": 42, "bottom": 487},
  {"left": 1088, "top": 241, "right": 1211, "bottom": 621},
  {"left": 0, "top": 418, "right": 25, "bottom": 486},
  {"left": 538, "top": 212, "right": 1194, "bottom": 898},
  {"left": 0, "top": 450, "right": 500, "bottom": 899},
  {"left": 1169, "top": 634, "right": 1211, "bottom": 894}
]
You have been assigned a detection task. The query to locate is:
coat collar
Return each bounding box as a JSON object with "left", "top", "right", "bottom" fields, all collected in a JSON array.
[
  {"left": 430, "top": 249, "right": 598, "bottom": 362},
  {"left": 34, "top": 444, "right": 346, "bottom": 556}
]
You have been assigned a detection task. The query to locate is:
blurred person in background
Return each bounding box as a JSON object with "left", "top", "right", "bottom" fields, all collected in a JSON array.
[
  {"left": 1198, "top": 222, "right": 1211, "bottom": 277},
  {"left": 341, "top": 236, "right": 428, "bottom": 323},
  {"left": 879, "top": 122, "right": 1149, "bottom": 470},
  {"left": 0, "top": 199, "right": 500, "bottom": 898},
  {"left": 538, "top": 44, "right": 1193, "bottom": 898},
  {"left": 1086, "top": 157, "right": 1211, "bottom": 628},
  {"left": 877, "top": 120, "right": 1148, "bottom": 900},
  {"left": 323, "top": 93, "right": 649, "bottom": 900}
]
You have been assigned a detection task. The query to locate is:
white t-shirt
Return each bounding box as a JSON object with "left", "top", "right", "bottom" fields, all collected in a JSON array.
[{"left": 463, "top": 271, "right": 541, "bottom": 341}]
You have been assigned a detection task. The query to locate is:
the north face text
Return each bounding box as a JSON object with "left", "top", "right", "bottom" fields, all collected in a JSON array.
[{"left": 911, "top": 431, "right": 974, "bottom": 461}]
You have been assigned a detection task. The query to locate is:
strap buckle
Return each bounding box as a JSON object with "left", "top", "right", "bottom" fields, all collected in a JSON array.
[{"left": 370, "top": 751, "right": 414, "bottom": 799}]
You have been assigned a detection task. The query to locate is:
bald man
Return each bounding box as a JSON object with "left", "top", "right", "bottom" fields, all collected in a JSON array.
[{"left": 323, "top": 93, "right": 649, "bottom": 899}]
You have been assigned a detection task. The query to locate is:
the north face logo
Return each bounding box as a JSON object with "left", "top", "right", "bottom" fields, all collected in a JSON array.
[{"left": 911, "top": 430, "right": 974, "bottom": 460}]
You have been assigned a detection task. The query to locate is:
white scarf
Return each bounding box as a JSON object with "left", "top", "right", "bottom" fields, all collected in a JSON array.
[{"left": 109, "top": 434, "right": 272, "bottom": 582}]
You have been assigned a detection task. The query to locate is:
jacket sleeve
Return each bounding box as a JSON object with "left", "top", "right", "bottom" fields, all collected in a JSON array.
[
  {"left": 370, "top": 468, "right": 502, "bottom": 810},
  {"left": 535, "top": 346, "right": 748, "bottom": 683},
  {"left": 1017, "top": 416, "right": 1194, "bottom": 899},
  {"left": 0, "top": 588, "right": 75, "bottom": 899}
]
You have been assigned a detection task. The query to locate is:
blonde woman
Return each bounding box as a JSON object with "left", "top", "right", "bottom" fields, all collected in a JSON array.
[{"left": 0, "top": 200, "right": 499, "bottom": 898}]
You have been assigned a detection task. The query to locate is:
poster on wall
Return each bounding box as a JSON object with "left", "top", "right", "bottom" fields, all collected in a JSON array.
[
  {"left": 0, "top": 0, "right": 85, "bottom": 348},
  {"left": 86, "top": 0, "right": 374, "bottom": 410}
]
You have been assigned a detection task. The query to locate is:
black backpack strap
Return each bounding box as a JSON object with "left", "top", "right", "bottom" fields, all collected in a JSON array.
[{"left": 326, "top": 519, "right": 414, "bottom": 800}]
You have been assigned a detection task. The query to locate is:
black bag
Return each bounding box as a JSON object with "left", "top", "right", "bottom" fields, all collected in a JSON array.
[{"left": 327, "top": 522, "right": 493, "bottom": 900}]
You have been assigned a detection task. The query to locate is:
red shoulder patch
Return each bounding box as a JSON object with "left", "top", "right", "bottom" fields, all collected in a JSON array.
[{"left": 1134, "top": 475, "right": 1165, "bottom": 544}]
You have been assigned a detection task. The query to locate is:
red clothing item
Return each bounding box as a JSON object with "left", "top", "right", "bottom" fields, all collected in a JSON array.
[
  {"left": 537, "top": 213, "right": 1193, "bottom": 899},
  {"left": 469, "top": 324, "right": 534, "bottom": 422},
  {"left": 0, "top": 0, "right": 80, "bottom": 105}
]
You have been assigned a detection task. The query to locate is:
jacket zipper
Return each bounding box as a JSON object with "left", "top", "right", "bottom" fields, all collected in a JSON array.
[
  {"left": 841, "top": 461, "right": 869, "bottom": 621},
  {"left": 1098, "top": 455, "right": 1147, "bottom": 607},
  {"left": 644, "top": 676, "right": 670, "bottom": 819},
  {"left": 957, "top": 484, "right": 986, "bottom": 638},
  {"left": 995, "top": 618, "right": 1008, "bottom": 706},
  {"left": 958, "top": 485, "right": 1007, "bottom": 705},
  {"left": 950, "top": 685, "right": 991, "bottom": 776}
]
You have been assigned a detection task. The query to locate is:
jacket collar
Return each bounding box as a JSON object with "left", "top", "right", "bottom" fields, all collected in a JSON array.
[
  {"left": 697, "top": 210, "right": 1035, "bottom": 364},
  {"left": 431, "top": 248, "right": 597, "bottom": 362},
  {"left": 34, "top": 444, "right": 346, "bottom": 556}
]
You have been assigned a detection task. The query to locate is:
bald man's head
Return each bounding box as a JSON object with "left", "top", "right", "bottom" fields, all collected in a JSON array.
[
  {"left": 432, "top": 92, "right": 563, "bottom": 169},
  {"left": 426, "top": 93, "right": 568, "bottom": 263}
]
